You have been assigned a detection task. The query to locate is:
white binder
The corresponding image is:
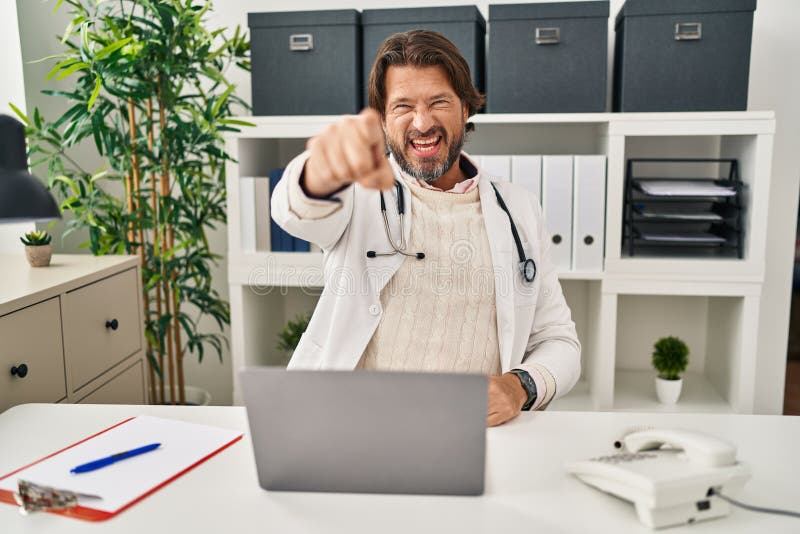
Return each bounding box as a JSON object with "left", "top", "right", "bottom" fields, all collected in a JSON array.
[
  {"left": 542, "top": 156, "right": 573, "bottom": 272},
  {"left": 572, "top": 156, "right": 607, "bottom": 272},
  {"left": 254, "top": 178, "right": 271, "bottom": 252},
  {"left": 480, "top": 155, "right": 511, "bottom": 182},
  {"left": 239, "top": 177, "right": 256, "bottom": 253},
  {"left": 511, "top": 155, "right": 542, "bottom": 201}
]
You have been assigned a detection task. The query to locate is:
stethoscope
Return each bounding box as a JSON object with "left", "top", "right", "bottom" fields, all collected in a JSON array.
[{"left": 366, "top": 180, "right": 537, "bottom": 283}]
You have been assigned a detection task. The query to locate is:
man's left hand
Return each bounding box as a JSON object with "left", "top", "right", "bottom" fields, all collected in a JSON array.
[{"left": 487, "top": 373, "right": 528, "bottom": 427}]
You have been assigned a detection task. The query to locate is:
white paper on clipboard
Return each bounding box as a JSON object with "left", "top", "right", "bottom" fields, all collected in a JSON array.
[{"left": 0, "top": 415, "right": 242, "bottom": 514}]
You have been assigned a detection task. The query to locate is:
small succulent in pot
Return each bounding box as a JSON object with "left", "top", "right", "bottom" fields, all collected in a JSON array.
[
  {"left": 20, "top": 230, "right": 52, "bottom": 247},
  {"left": 20, "top": 230, "right": 53, "bottom": 267},
  {"left": 652, "top": 336, "right": 689, "bottom": 404}
]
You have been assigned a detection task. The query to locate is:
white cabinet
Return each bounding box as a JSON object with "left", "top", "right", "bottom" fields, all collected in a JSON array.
[
  {"left": 224, "top": 112, "right": 778, "bottom": 414},
  {"left": 0, "top": 254, "right": 147, "bottom": 412}
]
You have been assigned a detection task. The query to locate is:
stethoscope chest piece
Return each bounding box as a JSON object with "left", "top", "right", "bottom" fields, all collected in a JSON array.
[{"left": 521, "top": 258, "right": 536, "bottom": 283}]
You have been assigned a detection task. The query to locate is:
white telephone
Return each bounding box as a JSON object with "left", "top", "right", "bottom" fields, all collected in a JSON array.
[{"left": 565, "top": 428, "right": 751, "bottom": 529}]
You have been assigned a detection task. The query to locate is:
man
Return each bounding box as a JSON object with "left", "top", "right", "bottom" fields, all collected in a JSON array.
[{"left": 271, "top": 30, "right": 580, "bottom": 426}]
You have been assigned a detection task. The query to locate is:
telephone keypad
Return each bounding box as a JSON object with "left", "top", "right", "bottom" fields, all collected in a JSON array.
[{"left": 592, "top": 453, "right": 658, "bottom": 464}]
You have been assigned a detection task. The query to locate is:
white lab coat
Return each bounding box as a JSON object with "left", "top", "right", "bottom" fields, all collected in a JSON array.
[{"left": 271, "top": 151, "right": 581, "bottom": 407}]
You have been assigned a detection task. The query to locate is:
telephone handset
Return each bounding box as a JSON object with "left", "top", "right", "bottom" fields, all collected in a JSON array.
[
  {"left": 621, "top": 428, "right": 737, "bottom": 468},
  {"left": 565, "top": 428, "right": 751, "bottom": 529}
]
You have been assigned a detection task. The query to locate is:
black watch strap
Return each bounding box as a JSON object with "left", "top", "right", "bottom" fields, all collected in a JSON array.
[{"left": 508, "top": 369, "right": 538, "bottom": 411}]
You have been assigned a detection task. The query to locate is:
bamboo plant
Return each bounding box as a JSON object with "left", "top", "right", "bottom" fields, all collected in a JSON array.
[{"left": 13, "top": 0, "right": 251, "bottom": 404}]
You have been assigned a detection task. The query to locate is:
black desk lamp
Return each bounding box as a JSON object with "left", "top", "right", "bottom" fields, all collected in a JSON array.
[{"left": 0, "top": 114, "right": 60, "bottom": 222}]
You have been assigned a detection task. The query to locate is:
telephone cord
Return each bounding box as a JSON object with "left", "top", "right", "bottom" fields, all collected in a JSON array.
[{"left": 710, "top": 488, "right": 800, "bottom": 519}]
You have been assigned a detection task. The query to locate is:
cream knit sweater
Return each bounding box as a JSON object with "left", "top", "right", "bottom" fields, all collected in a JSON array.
[{"left": 357, "top": 179, "right": 501, "bottom": 375}]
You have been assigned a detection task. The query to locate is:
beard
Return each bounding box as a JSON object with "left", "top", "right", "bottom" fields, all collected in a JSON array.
[{"left": 386, "top": 123, "right": 466, "bottom": 182}]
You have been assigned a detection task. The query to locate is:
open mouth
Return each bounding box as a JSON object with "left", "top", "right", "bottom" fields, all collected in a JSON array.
[{"left": 408, "top": 135, "right": 443, "bottom": 157}]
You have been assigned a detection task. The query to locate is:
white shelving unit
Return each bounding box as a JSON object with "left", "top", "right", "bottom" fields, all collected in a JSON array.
[{"left": 225, "top": 112, "right": 776, "bottom": 413}]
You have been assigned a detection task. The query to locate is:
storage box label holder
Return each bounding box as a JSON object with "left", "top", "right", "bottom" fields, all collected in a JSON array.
[
  {"left": 289, "top": 34, "right": 313, "bottom": 51},
  {"left": 674, "top": 22, "right": 702, "bottom": 41},
  {"left": 535, "top": 27, "right": 561, "bottom": 45}
]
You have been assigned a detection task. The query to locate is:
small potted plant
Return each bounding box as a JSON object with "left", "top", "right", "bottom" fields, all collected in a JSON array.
[
  {"left": 20, "top": 230, "right": 53, "bottom": 267},
  {"left": 276, "top": 313, "right": 312, "bottom": 367},
  {"left": 652, "top": 336, "right": 689, "bottom": 404}
]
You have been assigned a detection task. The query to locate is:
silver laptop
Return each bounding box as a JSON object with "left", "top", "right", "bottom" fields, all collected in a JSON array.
[{"left": 240, "top": 368, "right": 487, "bottom": 496}]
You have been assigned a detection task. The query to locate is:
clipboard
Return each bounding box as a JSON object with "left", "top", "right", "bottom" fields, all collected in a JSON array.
[{"left": 0, "top": 415, "right": 243, "bottom": 521}]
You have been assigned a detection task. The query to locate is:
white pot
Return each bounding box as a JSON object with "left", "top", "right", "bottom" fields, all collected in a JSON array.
[
  {"left": 655, "top": 376, "right": 683, "bottom": 405},
  {"left": 154, "top": 385, "right": 212, "bottom": 406}
]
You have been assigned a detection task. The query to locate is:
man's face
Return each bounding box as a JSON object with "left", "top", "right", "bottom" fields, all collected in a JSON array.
[{"left": 382, "top": 65, "right": 469, "bottom": 182}]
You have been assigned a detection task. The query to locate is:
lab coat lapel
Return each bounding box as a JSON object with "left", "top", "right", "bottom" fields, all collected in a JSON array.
[{"left": 478, "top": 177, "right": 515, "bottom": 373}]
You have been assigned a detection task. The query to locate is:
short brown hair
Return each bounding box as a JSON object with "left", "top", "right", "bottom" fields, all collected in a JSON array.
[{"left": 367, "top": 30, "right": 485, "bottom": 131}]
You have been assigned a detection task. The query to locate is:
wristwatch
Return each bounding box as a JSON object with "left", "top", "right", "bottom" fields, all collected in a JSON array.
[{"left": 508, "top": 369, "right": 538, "bottom": 411}]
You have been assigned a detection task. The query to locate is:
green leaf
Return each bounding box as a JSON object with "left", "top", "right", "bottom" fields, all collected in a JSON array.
[
  {"left": 80, "top": 21, "right": 90, "bottom": 57},
  {"left": 55, "top": 61, "right": 90, "bottom": 80},
  {"left": 87, "top": 76, "right": 102, "bottom": 111},
  {"left": 93, "top": 37, "right": 133, "bottom": 60},
  {"left": 27, "top": 54, "right": 69, "bottom": 65},
  {"left": 90, "top": 169, "right": 109, "bottom": 183},
  {"left": 210, "top": 83, "right": 234, "bottom": 118},
  {"left": 62, "top": 16, "right": 87, "bottom": 44},
  {"left": 52, "top": 175, "right": 80, "bottom": 196},
  {"left": 7, "top": 102, "right": 29, "bottom": 125},
  {"left": 218, "top": 118, "right": 255, "bottom": 127}
]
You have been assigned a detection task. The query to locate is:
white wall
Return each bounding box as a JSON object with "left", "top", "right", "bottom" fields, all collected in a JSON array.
[
  {"left": 16, "top": 0, "right": 800, "bottom": 411},
  {"left": 0, "top": 0, "right": 32, "bottom": 251}
]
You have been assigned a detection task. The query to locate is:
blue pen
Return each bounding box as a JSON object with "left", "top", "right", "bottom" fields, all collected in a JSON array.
[{"left": 70, "top": 443, "right": 161, "bottom": 474}]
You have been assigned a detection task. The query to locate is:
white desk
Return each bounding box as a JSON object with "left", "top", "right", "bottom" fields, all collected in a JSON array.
[{"left": 0, "top": 404, "right": 797, "bottom": 533}]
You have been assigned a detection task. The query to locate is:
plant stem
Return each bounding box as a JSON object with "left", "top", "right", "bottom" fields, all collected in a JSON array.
[
  {"left": 147, "top": 95, "right": 163, "bottom": 405},
  {"left": 127, "top": 96, "right": 156, "bottom": 402},
  {"left": 124, "top": 173, "right": 134, "bottom": 250},
  {"left": 158, "top": 79, "right": 177, "bottom": 405}
]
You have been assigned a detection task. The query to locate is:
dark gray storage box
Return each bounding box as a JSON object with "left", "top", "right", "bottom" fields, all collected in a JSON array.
[
  {"left": 248, "top": 10, "right": 361, "bottom": 115},
  {"left": 613, "top": 0, "right": 757, "bottom": 112},
  {"left": 362, "top": 6, "right": 485, "bottom": 106},
  {"left": 487, "top": 2, "right": 609, "bottom": 113}
]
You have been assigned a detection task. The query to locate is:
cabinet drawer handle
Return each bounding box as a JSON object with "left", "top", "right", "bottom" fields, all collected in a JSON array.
[
  {"left": 11, "top": 363, "right": 29, "bottom": 379},
  {"left": 105, "top": 319, "right": 119, "bottom": 331}
]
